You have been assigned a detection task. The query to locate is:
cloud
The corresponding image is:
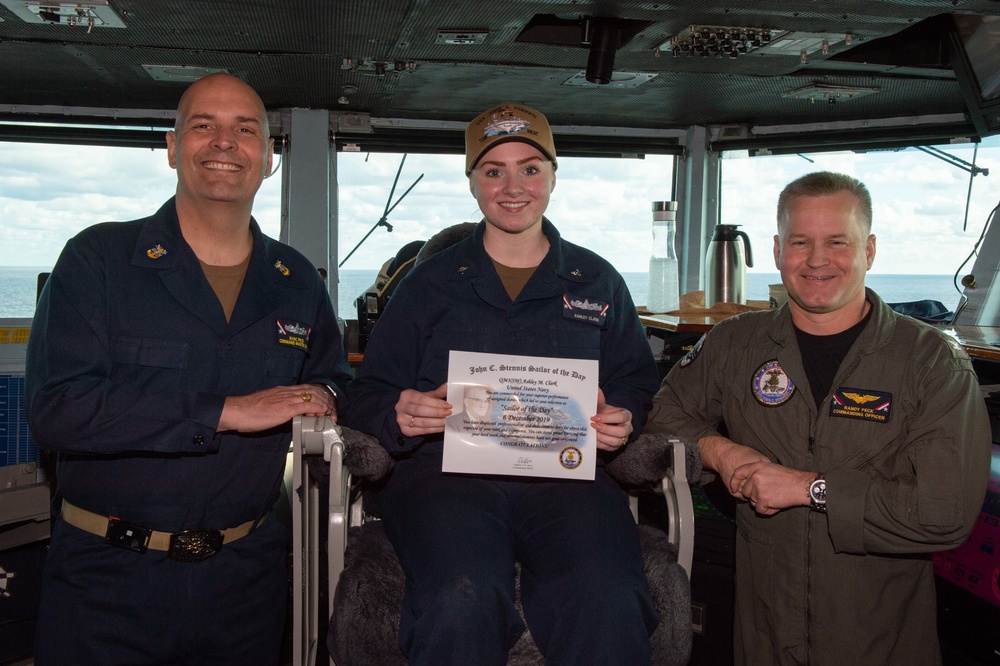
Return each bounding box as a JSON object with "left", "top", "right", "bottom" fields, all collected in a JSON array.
[
  {"left": 3, "top": 138, "right": 1000, "bottom": 285},
  {"left": 730, "top": 144, "right": 1000, "bottom": 276}
]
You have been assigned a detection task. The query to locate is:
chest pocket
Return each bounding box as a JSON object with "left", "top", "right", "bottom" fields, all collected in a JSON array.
[
  {"left": 264, "top": 347, "right": 306, "bottom": 383},
  {"left": 109, "top": 336, "right": 190, "bottom": 390},
  {"left": 110, "top": 336, "right": 189, "bottom": 368},
  {"left": 552, "top": 322, "right": 602, "bottom": 358}
]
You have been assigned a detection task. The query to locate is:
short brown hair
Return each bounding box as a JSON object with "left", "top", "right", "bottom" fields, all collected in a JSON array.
[{"left": 776, "top": 171, "right": 872, "bottom": 235}]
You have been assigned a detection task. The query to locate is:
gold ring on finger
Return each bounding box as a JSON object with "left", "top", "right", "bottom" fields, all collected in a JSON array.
[{"left": 301, "top": 392, "right": 312, "bottom": 402}]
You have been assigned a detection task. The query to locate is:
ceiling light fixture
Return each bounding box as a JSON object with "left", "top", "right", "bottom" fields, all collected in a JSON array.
[
  {"left": 341, "top": 59, "right": 417, "bottom": 74},
  {"left": 781, "top": 83, "right": 880, "bottom": 104},
  {"left": 435, "top": 29, "right": 488, "bottom": 46},
  {"left": 142, "top": 65, "right": 229, "bottom": 82},
  {"left": 0, "top": 0, "right": 126, "bottom": 29}
]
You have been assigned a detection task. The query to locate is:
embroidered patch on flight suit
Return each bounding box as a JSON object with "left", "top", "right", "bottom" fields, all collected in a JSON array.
[
  {"left": 146, "top": 244, "right": 168, "bottom": 259},
  {"left": 678, "top": 335, "right": 705, "bottom": 367},
  {"left": 562, "top": 293, "right": 609, "bottom": 326},
  {"left": 752, "top": 360, "right": 796, "bottom": 407},
  {"left": 560, "top": 446, "right": 583, "bottom": 470},
  {"left": 276, "top": 319, "right": 311, "bottom": 351},
  {"left": 830, "top": 387, "right": 892, "bottom": 423}
]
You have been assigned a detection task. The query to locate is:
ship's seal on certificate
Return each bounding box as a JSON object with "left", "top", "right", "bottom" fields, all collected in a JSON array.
[{"left": 559, "top": 446, "right": 583, "bottom": 470}]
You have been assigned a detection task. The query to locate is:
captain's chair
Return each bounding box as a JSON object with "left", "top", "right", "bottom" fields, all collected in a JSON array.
[{"left": 290, "top": 416, "right": 699, "bottom": 666}]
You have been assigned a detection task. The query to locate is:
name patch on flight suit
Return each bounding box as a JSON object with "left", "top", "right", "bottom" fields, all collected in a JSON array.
[
  {"left": 830, "top": 387, "right": 892, "bottom": 423},
  {"left": 752, "top": 360, "right": 796, "bottom": 407},
  {"left": 562, "top": 293, "right": 609, "bottom": 326},
  {"left": 276, "top": 319, "right": 311, "bottom": 351}
]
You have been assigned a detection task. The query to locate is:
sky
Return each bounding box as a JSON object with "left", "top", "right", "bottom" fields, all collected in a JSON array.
[{"left": 2, "top": 136, "right": 999, "bottom": 284}]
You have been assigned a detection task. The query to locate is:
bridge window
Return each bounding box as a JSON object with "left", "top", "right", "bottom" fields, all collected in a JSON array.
[{"left": 719, "top": 137, "right": 1000, "bottom": 311}]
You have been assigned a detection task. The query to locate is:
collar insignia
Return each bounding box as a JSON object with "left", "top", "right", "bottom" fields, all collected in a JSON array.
[
  {"left": 146, "top": 244, "right": 168, "bottom": 259},
  {"left": 274, "top": 260, "right": 290, "bottom": 277},
  {"left": 571, "top": 269, "right": 582, "bottom": 277}
]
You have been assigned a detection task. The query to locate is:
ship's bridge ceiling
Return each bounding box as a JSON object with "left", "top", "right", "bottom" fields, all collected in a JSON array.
[{"left": 1, "top": 1, "right": 999, "bottom": 151}]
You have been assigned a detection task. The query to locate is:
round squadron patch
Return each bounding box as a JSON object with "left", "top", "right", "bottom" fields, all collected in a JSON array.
[
  {"left": 752, "top": 360, "right": 796, "bottom": 407},
  {"left": 559, "top": 446, "right": 583, "bottom": 470}
]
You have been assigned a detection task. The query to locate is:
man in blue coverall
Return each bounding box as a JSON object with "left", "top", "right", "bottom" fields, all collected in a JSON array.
[{"left": 25, "top": 73, "right": 353, "bottom": 665}]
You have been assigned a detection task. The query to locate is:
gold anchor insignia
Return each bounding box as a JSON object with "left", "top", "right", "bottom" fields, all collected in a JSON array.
[
  {"left": 146, "top": 244, "right": 167, "bottom": 259},
  {"left": 274, "top": 260, "right": 290, "bottom": 276}
]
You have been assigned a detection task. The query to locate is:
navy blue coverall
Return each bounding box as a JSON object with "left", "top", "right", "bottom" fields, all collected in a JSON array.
[
  {"left": 346, "top": 219, "right": 661, "bottom": 665},
  {"left": 26, "top": 198, "right": 353, "bottom": 665}
]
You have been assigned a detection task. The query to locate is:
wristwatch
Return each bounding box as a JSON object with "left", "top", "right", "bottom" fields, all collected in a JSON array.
[
  {"left": 808, "top": 476, "right": 827, "bottom": 512},
  {"left": 316, "top": 383, "right": 339, "bottom": 406}
]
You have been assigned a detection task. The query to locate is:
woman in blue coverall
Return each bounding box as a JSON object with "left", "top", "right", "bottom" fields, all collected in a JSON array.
[{"left": 345, "top": 103, "right": 661, "bottom": 665}]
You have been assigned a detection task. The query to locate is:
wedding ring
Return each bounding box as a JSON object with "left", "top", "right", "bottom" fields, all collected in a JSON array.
[
  {"left": 409, "top": 417, "right": 415, "bottom": 428},
  {"left": 301, "top": 392, "right": 312, "bottom": 402}
]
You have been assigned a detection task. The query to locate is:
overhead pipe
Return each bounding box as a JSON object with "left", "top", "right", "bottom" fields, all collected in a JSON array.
[{"left": 584, "top": 17, "right": 618, "bottom": 85}]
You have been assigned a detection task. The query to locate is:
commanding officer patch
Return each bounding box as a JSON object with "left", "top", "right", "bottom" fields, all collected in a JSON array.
[
  {"left": 678, "top": 335, "right": 705, "bottom": 368},
  {"left": 752, "top": 360, "right": 796, "bottom": 406},
  {"left": 830, "top": 387, "right": 892, "bottom": 423},
  {"left": 276, "top": 319, "right": 311, "bottom": 351}
]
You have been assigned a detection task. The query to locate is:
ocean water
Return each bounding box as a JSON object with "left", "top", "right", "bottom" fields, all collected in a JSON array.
[{"left": 0, "top": 266, "right": 965, "bottom": 322}]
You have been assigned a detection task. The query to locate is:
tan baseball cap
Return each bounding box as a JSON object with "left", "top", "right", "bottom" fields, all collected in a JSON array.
[{"left": 465, "top": 103, "right": 558, "bottom": 175}]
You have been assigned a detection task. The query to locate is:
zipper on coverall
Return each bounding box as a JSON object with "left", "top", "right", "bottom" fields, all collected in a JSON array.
[{"left": 806, "top": 432, "right": 816, "bottom": 664}]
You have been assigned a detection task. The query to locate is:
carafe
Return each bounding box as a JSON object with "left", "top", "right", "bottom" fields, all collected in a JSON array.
[
  {"left": 704, "top": 224, "right": 753, "bottom": 306},
  {"left": 646, "top": 201, "right": 679, "bottom": 313}
]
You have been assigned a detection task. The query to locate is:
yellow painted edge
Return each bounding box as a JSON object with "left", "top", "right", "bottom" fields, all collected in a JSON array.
[{"left": 0, "top": 328, "right": 31, "bottom": 344}]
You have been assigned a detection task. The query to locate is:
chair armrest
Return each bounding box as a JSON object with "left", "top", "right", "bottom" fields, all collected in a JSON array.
[
  {"left": 606, "top": 432, "right": 698, "bottom": 580},
  {"left": 292, "top": 415, "right": 347, "bottom": 666},
  {"left": 661, "top": 440, "right": 694, "bottom": 579},
  {"left": 294, "top": 417, "right": 353, "bottom": 622},
  {"left": 605, "top": 432, "right": 702, "bottom": 489},
  {"left": 339, "top": 427, "right": 394, "bottom": 481}
]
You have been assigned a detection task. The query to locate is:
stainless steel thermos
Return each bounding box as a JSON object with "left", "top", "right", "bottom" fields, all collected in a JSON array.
[{"left": 704, "top": 224, "right": 753, "bottom": 306}]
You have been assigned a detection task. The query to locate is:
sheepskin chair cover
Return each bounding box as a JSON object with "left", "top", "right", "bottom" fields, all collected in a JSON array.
[{"left": 326, "top": 430, "right": 698, "bottom": 665}]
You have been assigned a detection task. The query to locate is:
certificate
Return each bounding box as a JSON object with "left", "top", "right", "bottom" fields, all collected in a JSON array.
[{"left": 442, "top": 350, "right": 598, "bottom": 480}]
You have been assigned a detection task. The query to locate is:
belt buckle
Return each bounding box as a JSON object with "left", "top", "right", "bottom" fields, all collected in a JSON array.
[{"left": 168, "top": 529, "right": 224, "bottom": 562}]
